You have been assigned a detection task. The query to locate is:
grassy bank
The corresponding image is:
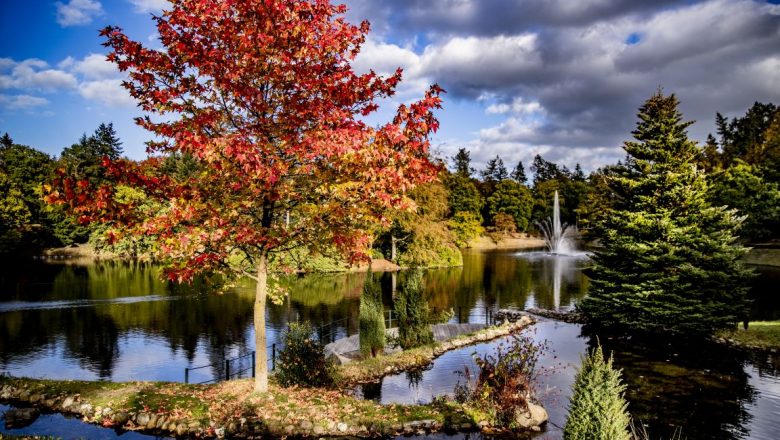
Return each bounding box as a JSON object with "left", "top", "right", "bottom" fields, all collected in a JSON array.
[
  {"left": 0, "top": 376, "right": 474, "bottom": 438},
  {"left": 717, "top": 321, "right": 780, "bottom": 352},
  {"left": 0, "top": 317, "right": 536, "bottom": 438}
]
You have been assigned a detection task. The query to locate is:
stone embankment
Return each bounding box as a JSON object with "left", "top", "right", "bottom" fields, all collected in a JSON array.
[{"left": 0, "top": 313, "right": 543, "bottom": 438}]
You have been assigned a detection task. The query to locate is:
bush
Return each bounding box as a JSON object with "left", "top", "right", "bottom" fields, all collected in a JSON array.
[
  {"left": 455, "top": 331, "right": 544, "bottom": 428},
  {"left": 275, "top": 322, "right": 335, "bottom": 387},
  {"left": 448, "top": 211, "right": 484, "bottom": 248},
  {"left": 393, "top": 270, "right": 434, "bottom": 349},
  {"left": 359, "top": 270, "right": 386, "bottom": 357},
  {"left": 563, "top": 344, "right": 631, "bottom": 440}
]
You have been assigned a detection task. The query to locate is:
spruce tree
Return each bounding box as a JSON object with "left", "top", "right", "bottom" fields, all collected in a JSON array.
[
  {"left": 359, "top": 269, "right": 386, "bottom": 358},
  {"left": 452, "top": 147, "right": 474, "bottom": 177},
  {"left": 579, "top": 91, "right": 752, "bottom": 335},
  {"left": 394, "top": 270, "right": 433, "bottom": 349},
  {"left": 481, "top": 155, "right": 509, "bottom": 183},
  {"left": 563, "top": 345, "right": 631, "bottom": 440},
  {"left": 511, "top": 160, "right": 528, "bottom": 184}
]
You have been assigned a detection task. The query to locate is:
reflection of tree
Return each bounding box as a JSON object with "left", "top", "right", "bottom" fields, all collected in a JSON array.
[{"left": 584, "top": 329, "right": 756, "bottom": 440}]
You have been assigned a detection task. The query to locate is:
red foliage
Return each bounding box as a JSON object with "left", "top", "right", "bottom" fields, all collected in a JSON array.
[{"left": 46, "top": 0, "right": 442, "bottom": 283}]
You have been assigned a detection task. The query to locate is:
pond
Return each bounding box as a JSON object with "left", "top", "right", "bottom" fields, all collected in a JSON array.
[{"left": 0, "top": 249, "right": 778, "bottom": 439}]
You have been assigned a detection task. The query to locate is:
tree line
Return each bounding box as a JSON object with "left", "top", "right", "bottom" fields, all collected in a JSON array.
[{"left": 2, "top": 100, "right": 778, "bottom": 264}]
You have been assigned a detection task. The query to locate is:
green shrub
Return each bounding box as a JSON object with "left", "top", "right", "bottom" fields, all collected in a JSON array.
[
  {"left": 455, "top": 332, "right": 544, "bottom": 428},
  {"left": 564, "top": 344, "right": 631, "bottom": 440},
  {"left": 393, "top": 270, "right": 434, "bottom": 349},
  {"left": 275, "top": 322, "right": 335, "bottom": 387},
  {"left": 359, "top": 270, "right": 386, "bottom": 357},
  {"left": 448, "top": 211, "right": 484, "bottom": 248}
]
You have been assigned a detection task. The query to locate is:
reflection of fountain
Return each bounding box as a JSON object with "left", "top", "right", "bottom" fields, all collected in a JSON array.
[
  {"left": 536, "top": 191, "right": 573, "bottom": 255},
  {"left": 553, "top": 257, "right": 561, "bottom": 309}
]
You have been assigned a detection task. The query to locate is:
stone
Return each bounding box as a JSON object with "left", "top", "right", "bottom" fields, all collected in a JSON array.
[
  {"left": 337, "top": 422, "right": 348, "bottom": 432},
  {"left": 136, "top": 412, "right": 150, "bottom": 426},
  {"left": 3, "top": 407, "right": 40, "bottom": 429},
  {"left": 101, "top": 407, "right": 112, "bottom": 417},
  {"left": 176, "top": 422, "right": 188, "bottom": 436},
  {"left": 459, "top": 422, "right": 473, "bottom": 430},
  {"left": 215, "top": 426, "right": 226, "bottom": 439},
  {"left": 29, "top": 394, "right": 43, "bottom": 403},
  {"left": 146, "top": 414, "right": 158, "bottom": 429},
  {"left": 62, "top": 396, "right": 75, "bottom": 409},
  {"left": 300, "top": 419, "right": 313, "bottom": 431},
  {"left": 284, "top": 424, "right": 295, "bottom": 435},
  {"left": 79, "top": 403, "right": 93, "bottom": 416},
  {"left": 156, "top": 416, "right": 167, "bottom": 429},
  {"left": 313, "top": 425, "right": 325, "bottom": 435},
  {"left": 113, "top": 412, "right": 130, "bottom": 425},
  {"left": 514, "top": 402, "right": 548, "bottom": 429},
  {"left": 227, "top": 421, "right": 238, "bottom": 432}
]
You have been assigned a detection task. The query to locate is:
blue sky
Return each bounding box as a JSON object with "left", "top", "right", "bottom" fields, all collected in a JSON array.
[{"left": 1, "top": 0, "right": 779, "bottom": 172}]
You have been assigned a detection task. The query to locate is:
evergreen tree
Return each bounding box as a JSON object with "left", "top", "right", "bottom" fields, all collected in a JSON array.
[
  {"left": 563, "top": 344, "right": 631, "bottom": 440},
  {"left": 0, "top": 133, "right": 12, "bottom": 150},
  {"left": 530, "top": 154, "right": 560, "bottom": 186},
  {"left": 359, "top": 270, "right": 386, "bottom": 358},
  {"left": 60, "top": 123, "right": 124, "bottom": 184},
  {"left": 481, "top": 155, "right": 509, "bottom": 184},
  {"left": 718, "top": 102, "right": 778, "bottom": 166},
  {"left": 452, "top": 147, "right": 474, "bottom": 177},
  {"left": 579, "top": 91, "right": 752, "bottom": 335},
  {"left": 92, "top": 122, "right": 123, "bottom": 159},
  {"left": 699, "top": 134, "right": 722, "bottom": 172},
  {"left": 573, "top": 163, "right": 585, "bottom": 182},
  {"left": 511, "top": 160, "right": 528, "bottom": 184},
  {"left": 394, "top": 270, "right": 433, "bottom": 349}
]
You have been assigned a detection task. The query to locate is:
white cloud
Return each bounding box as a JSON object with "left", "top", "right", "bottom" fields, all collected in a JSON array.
[
  {"left": 128, "top": 0, "right": 168, "bottom": 13},
  {"left": 0, "top": 94, "right": 50, "bottom": 110},
  {"left": 73, "top": 53, "right": 119, "bottom": 80},
  {"left": 486, "top": 97, "right": 544, "bottom": 116},
  {"left": 0, "top": 59, "right": 78, "bottom": 91},
  {"left": 78, "top": 79, "right": 135, "bottom": 107},
  {"left": 56, "top": 0, "right": 103, "bottom": 27}
]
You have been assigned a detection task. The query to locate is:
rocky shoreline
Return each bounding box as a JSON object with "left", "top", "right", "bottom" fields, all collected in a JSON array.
[{"left": 0, "top": 314, "right": 545, "bottom": 439}]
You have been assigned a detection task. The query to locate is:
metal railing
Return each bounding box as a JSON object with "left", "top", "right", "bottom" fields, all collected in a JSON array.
[{"left": 183, "top": 306, "right": 497, "bottom": 383}]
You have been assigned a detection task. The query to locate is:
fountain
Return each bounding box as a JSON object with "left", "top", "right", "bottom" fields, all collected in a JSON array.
[{"left": 536, "top": 191, "right": 572, "bottom": 254}]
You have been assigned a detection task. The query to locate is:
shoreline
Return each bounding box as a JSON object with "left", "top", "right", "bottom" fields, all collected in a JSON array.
[{"left": 0, "top": 316, "right": 542, "bottom": 439}]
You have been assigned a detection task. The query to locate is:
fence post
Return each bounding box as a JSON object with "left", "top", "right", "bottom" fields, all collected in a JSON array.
[
  {"left": 184, "top": 368, "right": 189, "bottom": 384},
  {"left": 251, "top": 351, "right": 256, "bottom": 378},
  {"left": 272, "top": 344, "right": 276, "bottom": 371},
  {"left": 225, "top": 359, "right": 230, "bottom": 381}
]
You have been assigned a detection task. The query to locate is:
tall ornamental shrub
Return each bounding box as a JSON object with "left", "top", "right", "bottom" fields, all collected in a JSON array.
[
  {"left": 563, "top": 345, "right": 631, "bottom": 440},
  {"left": 276, "top": 322, "right": 335, "bottom": 388},
  {"left": 578, "top": 91, "right": 752, "bottom": 335},
  {"left": 394, "top": 270, "right": 434, "bottom": 349},
  {"left": 359, "top": 270, "right": 386, "bottom": 357}
]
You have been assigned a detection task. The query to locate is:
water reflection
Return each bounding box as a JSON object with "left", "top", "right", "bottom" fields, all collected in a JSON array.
[{"left": 0, "top": 252, "right": 778, "bottom": 440}]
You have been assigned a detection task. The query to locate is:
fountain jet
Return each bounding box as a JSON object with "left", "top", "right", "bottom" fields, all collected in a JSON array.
[{"left": 536, "top": 191, "right": 571, "bottom": 254}]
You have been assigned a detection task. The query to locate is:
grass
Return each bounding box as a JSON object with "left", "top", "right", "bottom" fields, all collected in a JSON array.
[
  {"left": 0, "top": 376, "right": 474, "bottom": 436},
  {"left": 718, "top": 321, "right": 780, "bottom": 351}
]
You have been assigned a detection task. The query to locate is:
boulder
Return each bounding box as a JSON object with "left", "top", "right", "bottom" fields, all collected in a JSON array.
[
  {"left": 514, "top": 402, "right": 548, "bottom": 429},
  {"left": 3, "top": 407, "right": 40, "bottom": 429}
]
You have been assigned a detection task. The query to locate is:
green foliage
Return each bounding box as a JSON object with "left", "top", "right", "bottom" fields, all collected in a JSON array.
[
  {"left": 452, "top": 147, "right": 474, "bottom": 177},
  {"left": 0, "top": 172, "right": 31, "bottom": 253},
  {"left": 709, "top": 161, "right": 780, "bottom": 241},
  {"left": 480, "top": 155, "right": 509, "bottom": 184},
  {"left": 448, "top": 211, "right": 484, "bottom": 248},
  {"left": 393, "top": 270, "right": 433, "bottom": 349},
  {"left": 511, "top": 160, "right": 528, "bottom": 184},
  {"left": 455, "top": 332, "right": 543, "bottom": 428},
  {"left": 445, "top": 174, "right": 483, "bottom": 216},
  {"left": 275, "top": 321, "right": 335, "bottom": 388},
  {"left": 60, "top": 123, "right": 123, "bottom": 185},
  {"left": 487, "top": 179, "right": 533, "bottom": 230},
  {"left": 359, "top": 271, "right": 386, "bottom": 358},
  {"left": 717, "top": 102, "right": 777, "bottom": 167},
  {"left": 563, "top": 344, "right": 631, "bottom": 440},
  {"left": 579, "top": 91, "right": 752, "bottom": 335}
]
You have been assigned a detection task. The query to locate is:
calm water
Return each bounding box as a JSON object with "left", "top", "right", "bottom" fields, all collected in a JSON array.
[{"left": 1, "top": 250, "right": 778, "bottom": 439}]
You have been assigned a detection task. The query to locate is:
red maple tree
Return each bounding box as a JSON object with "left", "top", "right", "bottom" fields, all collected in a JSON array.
[{"left": 46, "top": 0, "right": 442, "bottom": 390}]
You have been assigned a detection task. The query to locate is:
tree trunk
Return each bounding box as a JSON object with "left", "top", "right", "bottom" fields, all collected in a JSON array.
[
  {"left": 391, "top": 235, "right": 398, "bottom": 262},
  {"left": 254, "top": 254, "right": 269, "bottom": 392}
]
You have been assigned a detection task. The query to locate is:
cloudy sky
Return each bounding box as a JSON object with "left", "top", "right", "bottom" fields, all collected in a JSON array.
[{"left": 1, "top": 0, "right": 779, "bottom": 172}]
